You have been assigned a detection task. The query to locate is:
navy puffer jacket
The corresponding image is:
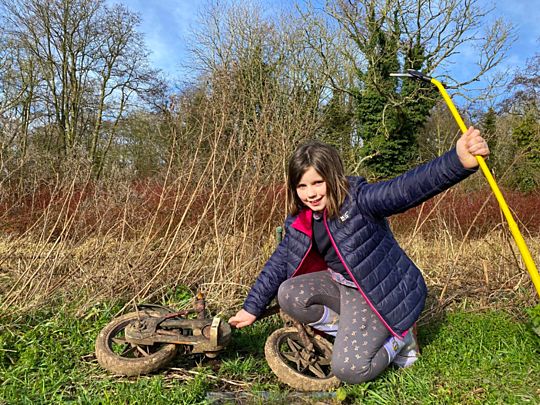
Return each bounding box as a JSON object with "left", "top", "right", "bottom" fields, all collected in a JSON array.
[{"left": 243, "top": 148, "right": 477, "bottom": 337}]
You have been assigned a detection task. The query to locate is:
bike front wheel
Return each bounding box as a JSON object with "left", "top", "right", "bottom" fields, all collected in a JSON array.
[{"left": 95, "top": 310, "right": 178, "bottom": 376}]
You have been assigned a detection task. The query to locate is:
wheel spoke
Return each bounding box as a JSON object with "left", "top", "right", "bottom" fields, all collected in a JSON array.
[
  {"left": 300, "top": 348, "right": 313, "bottom": 362},
  {"left": 120, "top": 345, "right": 137, "bottom": 356},
  {"left": 136, "top": 345, "right": 150, "bottom": 357},
  {"left": 296, "top": 358, "right": 309, "bottom": 372},
  {"left": 303, "top": 356, "right": 314, "bottom": 368},
  {"left": 281, "top": 352, "right": 299, "bottom": 363},
  {"left": 316, "top": 356, "right": 331, "bottom": 366},
  {"left": 308, "top": 362, "right": 326, "bottom": 378},
  {"left": 286, "top": 337, "right": 302, "bottom": 352},
  {"left": 112, "top": 337, "right": 127, "bottom": 344}
]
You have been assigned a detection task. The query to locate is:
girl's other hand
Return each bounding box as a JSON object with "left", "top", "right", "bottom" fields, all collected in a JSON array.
[
  {"left": 456, "top": 126, "right": 490, "bottom": 169},
  {"left": 228, "top": 309, "right": 257, "bottom": 328}
]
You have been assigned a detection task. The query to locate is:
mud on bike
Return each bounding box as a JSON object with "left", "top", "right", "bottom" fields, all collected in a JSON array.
[{"left": 95, "top": 292, "right": 340, "bottom": 391}]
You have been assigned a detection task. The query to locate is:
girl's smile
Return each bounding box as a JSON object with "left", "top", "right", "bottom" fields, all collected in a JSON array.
[{"left": 296, "top": 167, "right": 327, "bottom": 211}]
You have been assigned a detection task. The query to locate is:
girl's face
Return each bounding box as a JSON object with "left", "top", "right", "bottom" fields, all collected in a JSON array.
[{"left": 296, "top": 167, "right": 327, "bottom": 212}]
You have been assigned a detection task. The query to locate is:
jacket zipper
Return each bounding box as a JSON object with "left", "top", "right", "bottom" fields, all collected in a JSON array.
[
  {"left": 323, "top": 211, "right": 401, "bottom": 338},
  {"left": 290, "top": 240, "right": 312, "bottom": 278}
]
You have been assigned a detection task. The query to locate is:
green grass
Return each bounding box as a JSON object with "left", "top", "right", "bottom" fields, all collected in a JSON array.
[
  {"left": 0, "top": 304, "right": 538, "bottom": 404},
  {"left": 340, "top": 311, "right": 540, "bottom": 404}
]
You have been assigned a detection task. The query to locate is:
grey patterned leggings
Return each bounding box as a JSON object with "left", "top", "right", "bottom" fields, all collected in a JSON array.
[{"left": 277, "top": 271, "right": 392, "bottom": 384}]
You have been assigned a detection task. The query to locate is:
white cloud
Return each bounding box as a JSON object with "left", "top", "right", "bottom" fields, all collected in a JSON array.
[{"left": 107, "top": 0, "right": 200, "bottom": 76}]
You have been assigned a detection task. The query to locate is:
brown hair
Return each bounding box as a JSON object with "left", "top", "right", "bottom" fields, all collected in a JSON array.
[{"left": 287, "top": 140, "right": 349, "bottom": 218}]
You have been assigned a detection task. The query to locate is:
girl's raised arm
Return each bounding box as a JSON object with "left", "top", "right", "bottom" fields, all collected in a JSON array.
[{"left": 357, "top": 127, "right": 489, "bottom": 218}]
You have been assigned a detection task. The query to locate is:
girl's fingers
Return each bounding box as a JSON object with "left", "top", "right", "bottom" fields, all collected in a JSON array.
[
  {"left": 230, "top": 319, "right": 249, "bottom": 329},
  {"left": 468, "top": 138, "right": 489, "bottom": 156},
  {"left": 228, "top": 314, "right": 254, "bottom": 328},
  {"left": 456, "top": 126, "right": 488, "bottom": 167},
  {"left": 463, "top": 128, "right": 486, "bottom": 154}
]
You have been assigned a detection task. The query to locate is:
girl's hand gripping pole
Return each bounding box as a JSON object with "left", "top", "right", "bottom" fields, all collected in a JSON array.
[{"left": 390, "top": 69, "right": 540, "bottom": 298}]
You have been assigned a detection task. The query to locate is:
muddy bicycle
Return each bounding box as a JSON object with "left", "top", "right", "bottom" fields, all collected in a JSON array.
[{"left": 95, "top": 292, "right": 340, "bottom": 391}]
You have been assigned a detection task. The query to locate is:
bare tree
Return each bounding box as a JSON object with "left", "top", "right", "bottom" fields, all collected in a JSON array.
[
  {"left": 287, "top": 0, "right": 514, "bottom": 177},
  {"left": 325, "top": 0, "right": 513, "bottom": 92},
  {"left": 502, "top": 48, "right": 540, "bottom": 115},
  {"left": 186, "top": 1, "right": 334, "bottom": 177},
  {"left": 0, "top": 0, "right": 162, "bottom": 176}
]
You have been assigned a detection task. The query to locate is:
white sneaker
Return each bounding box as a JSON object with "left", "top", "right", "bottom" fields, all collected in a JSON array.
[{"left": 393, "top": 328, "right": 420, "bottom": 368}]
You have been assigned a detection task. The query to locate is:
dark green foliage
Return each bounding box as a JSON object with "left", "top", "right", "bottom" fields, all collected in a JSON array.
[
  {"left": 318, "top": 95, "right": 362, "bottom": 173},
  {"left": 512, "top": 108, "right": 540, "bottom": 192},
  {"left": 319, "top": 96, "right": 355, "bottom": 150},
  {"left": 353, "top": 10, "right": 436, "bottom": 179},
  {"left": 481, "top": 107, "right": 497, "bottom": 139},
  {"left": 480, "top": 107, "right": 498, "bottom": 170}
]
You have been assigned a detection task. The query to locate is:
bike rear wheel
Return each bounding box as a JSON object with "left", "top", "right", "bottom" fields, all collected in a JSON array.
[
  {"left": 264, "top": 326, "right": 340, "bottom": 391},
  {"left": 95, "top": 310, "right": 178, "bottom": 376}
]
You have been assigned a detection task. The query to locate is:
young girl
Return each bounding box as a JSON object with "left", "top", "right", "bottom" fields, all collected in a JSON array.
[{"left": 229, "top": 127, "right": 490, "bottom": 384}]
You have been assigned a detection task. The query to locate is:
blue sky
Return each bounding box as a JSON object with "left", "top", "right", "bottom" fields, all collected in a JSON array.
[
  {"left": 110, "top": 0, "right": 540, "bottom": 89},
  {"left": 109, "top": 0, "right": 299, "bottom": 80}
]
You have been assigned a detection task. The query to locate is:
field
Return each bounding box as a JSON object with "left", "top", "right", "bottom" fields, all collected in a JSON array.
[
  {"left": 1, "top": 0, "right": 539, "bottom": 402},
  {"left": 1, "top": 179, "right": 539, "bottom": 404}
]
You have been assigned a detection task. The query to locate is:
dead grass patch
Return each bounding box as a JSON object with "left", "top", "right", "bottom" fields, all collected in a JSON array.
[{"left": 1, "top": 227, "right": 537, "bottom": 320}]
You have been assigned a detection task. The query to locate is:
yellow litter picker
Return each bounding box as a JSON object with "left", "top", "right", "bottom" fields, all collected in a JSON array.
[{"left": 390, "top": 69, "right": 540, "bottom": 299}]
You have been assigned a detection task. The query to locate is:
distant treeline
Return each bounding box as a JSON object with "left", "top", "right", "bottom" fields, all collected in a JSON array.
[{"left": 0, "top": 0, "right": 538, "bottom": 191}]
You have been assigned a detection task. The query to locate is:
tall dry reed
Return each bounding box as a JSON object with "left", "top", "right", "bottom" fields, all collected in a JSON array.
[{"left": 1, "top": 159, "right": 538, "bottom": 319}]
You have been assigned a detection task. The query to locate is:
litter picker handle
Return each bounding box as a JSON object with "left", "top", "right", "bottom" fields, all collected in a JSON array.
[{"left": 428, "top": 75, "right": 540, "bottom": 298}]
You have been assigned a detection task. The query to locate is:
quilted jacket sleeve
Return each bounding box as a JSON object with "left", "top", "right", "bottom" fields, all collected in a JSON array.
[
  {"left": 357, "top": 148, "right": 477, "bottom": 218},
  {"left": 242, "top": 220, "right": 292, "bottom": 318}
]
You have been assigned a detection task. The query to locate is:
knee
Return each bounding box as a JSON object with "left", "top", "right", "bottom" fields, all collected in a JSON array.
[
  {"left": 331, "top": 358, "right": 378, "bottom": 384},
  {"left": 277, "top": 280, "right": 296, "bottom": 313}
]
